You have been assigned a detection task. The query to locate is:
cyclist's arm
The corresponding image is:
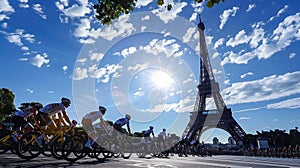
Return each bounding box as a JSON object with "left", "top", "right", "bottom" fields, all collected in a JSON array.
[
  {"left": 100, "top": 118, "right": 108, "bottom": 130},
  {"left": 32, "top": 112, "right": 40, "bottom": 128},
  {"left": 58, "top": 112, "right": 67, "bottom": 126},
  {"left": 127, "top": 124, "right": 131, "bottom": 135},
  {"left": 62, "top": 110, "right": 72, "bottom": 126},
  {"left": 151, "top": 131, "right": 155, "bottom": 138}
]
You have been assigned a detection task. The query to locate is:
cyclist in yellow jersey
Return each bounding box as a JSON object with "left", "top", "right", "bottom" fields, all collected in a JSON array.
[{"left": 35, "top": 97, "right": 73, "bottom": 147}]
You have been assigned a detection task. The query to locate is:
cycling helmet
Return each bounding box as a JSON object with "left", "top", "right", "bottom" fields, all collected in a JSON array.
[
  {"left": 125, "top": 114, "right": 131, "bottom": 120},
  {"left": 99, "top": 106, "right": 106, "bottom": 111},
  {"left": 149, "top": 126, "right": 154, "bottom": 130},
  {"left": 61, "top": 97, "right": 71, "bottom": 104},
  {"left": 32, "top": 103, "right": 43, "bottom": 109},
  {"left": 163, "top": 128, "right": 166, "bottom": 132},
  {"left": 18, "top": 103, "right": 30, "bottom": 109}
]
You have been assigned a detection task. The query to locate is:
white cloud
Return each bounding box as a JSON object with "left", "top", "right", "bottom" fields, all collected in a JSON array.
[
  {"left": 134, "top": 88, "right": 144, "bottom": 97},
  {"left": 19, "top": 0, "right": 29, "bottom": 8},
  {"left": 33, "top": 4, "right": 46, "bottom": 19},
  {"left": 182, "top": 27, "right": 197, "bottom": 43},
  {"left": 73, "top": 18, "right": 91, "bottom": 38},
  {"left": 234, "top": 106, "right": 265, "bottom": 113},
  {"left": 90, "top": 52, "right": 104, "bottom": 62},
  {"left": 89, "top": 15, "right": 135, "bottom": 41},
  {"left": 73, "top": 67, "right": 88, "bottom": 80},
  {"left": 223, "top": 71, "right": 300, "bottom": 105},
  {"left": 62, "top": 65, "right": 68, "bottom": 73},
  {"left": 87, "top": 64, "right": 122, "bottom": 83},
  {"left": 88, "top": 64, "right": 106, "bottom": 79},
  {"left": 246, "top": 4, "right": 255, "bottom": 12},
  {"left": 289, "top": 53, "right": 296, "bottom": 59},
  {"left": 141, "top": 15, "right": 150, "bottom": 21},
  {"left": 1, "top": 22, "right": 7, "bottom": 28},
  {"left": 256, "top": 12, "right": 300, "bottom": 60},
  {"left": 269, "top": 5, "right": 288, "bottom": 22},
  {"left": 239, "top": 117, "right": 250, "bottom": 120},
  {"left": 267, "top": 97, "right": 300, "bottom": 109},
  {"left": 0, "top": 0, "right": 15, "bottom": 13},
  {"left": 140, "top": 96, "right": 194, "bottom": 113},
  {"left": 48, "top": 90, "right": 54, "bottom": 94},
  {"left": 214, "top": 38, "right": 224, "bottom": 49},
  {"left": 189, "top": 1, "right": 204, "bottom": 22},
  {"left": 152, "top": 1, "right": 187, "bottom": 24},
  {"left": 76, "top": 58, "right": 87, "bottom": 63},
  {"left": 121, "top": 47, "right": 137, "bottom": 57},
  {"left": 219, "top": 7, "right": 239, "bottom": 30},
  {"left": 141, "top": 38, "right": 181, "bottom": 58},
  {"left": 26, "top": 89, "right": 33, "bottom": 93},
  {"left": 18, "top": 57, "right": 28, "bottom": 61},
  {"left": 4, "top": 29, "right": 35, "bottom": 50},
  {"left": 55, "top": 0, "right": 91, "bottom": 20},
  {"left": 240, "top": 72, "right": 254, "bottom": 79},
  {"left": 222, "top": 13, "right": 300, "bottom": 65},
  {"left": 128, "top": 63, "right": 149, "bottom": 71},
  {"left": 136, "top": 0, "right": 153, "bottom": 8},
  {"left": 30, "top": 53, "right": 50, "bottom": 68}
]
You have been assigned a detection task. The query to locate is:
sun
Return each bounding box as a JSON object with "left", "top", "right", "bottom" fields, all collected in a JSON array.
[{"left": 150, "top": 69, "right": 175, "bottom": 90}]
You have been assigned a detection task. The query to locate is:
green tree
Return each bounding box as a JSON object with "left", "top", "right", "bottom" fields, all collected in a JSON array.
[
  {"left": 0, "top": 88, "right": 16, "bottom": 121},
  {"left": 94, "top": 0, "right": 225, "bottom": 25}
]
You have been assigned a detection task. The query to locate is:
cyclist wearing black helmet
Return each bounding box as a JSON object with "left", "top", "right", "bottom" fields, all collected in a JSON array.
[
  {"left": 35, "top": 97, "right": 73, "bottom": 147},
  {"left": 113, "top": 114, "right": 132, "bottom": 135},
  {"left": 144, "top": 126, "right": 155, "bottom": 144},
  {"left": 81, "top": 106, "right": 108, "bottom": 150}
]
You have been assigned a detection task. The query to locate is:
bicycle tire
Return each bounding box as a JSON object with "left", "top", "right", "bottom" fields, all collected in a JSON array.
[{"left": 16, "top": 131, "right": 42, "bottom": 160}]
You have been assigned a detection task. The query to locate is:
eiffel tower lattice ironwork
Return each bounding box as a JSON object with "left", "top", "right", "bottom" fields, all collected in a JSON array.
[{"left": 182, "top": 19, "right": 246, "bottom": 145}]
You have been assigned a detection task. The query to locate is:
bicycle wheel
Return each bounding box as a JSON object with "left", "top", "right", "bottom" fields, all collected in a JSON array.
[
  {"left": 62, "top": 135, "right": 85, "bottom": 162},
  {"left": 137, "top": 143, "right": 147, "bottom": 158},
  {"left": 51, "top": 140, "right": 64, "bottom": 159},
  {"left": 121, "top": 140, "right": 133, "bottom": 159},
  {"left": 101, "top": 139, "right": 113, "bottom": 158},
  {"left": 0, "top": 139, "right": 10, "bottom": 154},
  {"left": 16, "top": 131, "right": 42, "bottom": 160}
]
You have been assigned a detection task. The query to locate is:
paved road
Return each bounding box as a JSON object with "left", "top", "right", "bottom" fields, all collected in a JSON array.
[{"left": 1, "top": 152, "right": 300, "bottom": 168}]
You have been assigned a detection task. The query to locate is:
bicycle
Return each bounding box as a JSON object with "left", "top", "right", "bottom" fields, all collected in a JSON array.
[
  {"left": 105, "top": 129, "right": 133, "bottom": 159},
  {"left": 137, "top": 137, "right": 159, "bottom": 158},
  {"left": 16, "top": 125, "right": 76, "bottom": 160},
  {"left": 0, "top": 129, "right": 24, "bottom": 154}
]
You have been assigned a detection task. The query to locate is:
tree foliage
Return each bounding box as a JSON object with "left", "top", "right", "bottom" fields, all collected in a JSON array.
[
  {"left": 93, "top": 0, "right": 225, "bottom": 25},
  {"left": 0, "top": 88, "right": 16, "bottom": 121}
]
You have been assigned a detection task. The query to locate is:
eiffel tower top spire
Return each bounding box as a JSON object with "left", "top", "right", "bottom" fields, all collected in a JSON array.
[{"left": 198, "top": 14, "right": 205, "bottom": 31}]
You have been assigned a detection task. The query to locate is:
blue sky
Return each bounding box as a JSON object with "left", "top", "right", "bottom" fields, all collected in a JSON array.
[{"left": 1, "top": 0, "right": 300, "bottom": 143}]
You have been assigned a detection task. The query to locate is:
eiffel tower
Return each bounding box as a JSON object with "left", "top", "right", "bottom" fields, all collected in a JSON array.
[{"left": 182, "top": 18, "right": 246, "bottom": 145}]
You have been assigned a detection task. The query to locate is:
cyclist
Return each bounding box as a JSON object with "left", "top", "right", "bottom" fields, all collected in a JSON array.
[
  {"left": 13, "top": 103, "right": 43, "bottom": 132},
  {"left": 113, "top": 114, "right": 132, "bottom": 135},
  {"left": 143, "top": 126, "right": 155, "bottom": 145},
  {"left": 35, "top": 97, "right": 73, "bottom": 147},
  {"left": 81, "top": 105, "right": 109, "bottom": 150},
  {"left": 157, "top": 128, "right": 167, "bottom": 148},
  {"left": 11, "top": 102, "right": 43, "bottom": 141}
]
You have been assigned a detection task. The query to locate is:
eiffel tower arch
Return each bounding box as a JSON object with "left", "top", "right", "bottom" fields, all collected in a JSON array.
[{"left": 182, "top": 18, "right": 246, "bottom": 145}]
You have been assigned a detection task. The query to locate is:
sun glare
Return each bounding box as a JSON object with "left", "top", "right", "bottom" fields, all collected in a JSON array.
[{"left": 150, "top": 70, "right": 175, "bottom": 90}]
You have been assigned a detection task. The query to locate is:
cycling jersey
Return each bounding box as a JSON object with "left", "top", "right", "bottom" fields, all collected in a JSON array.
[
  {"left": 115, "top": 118, "right": 129, "bottom": 126},
  {"left": 82, "top": 111, "right": 103, "bottom": 123},
  {"left": 39, "top": 103, "right": 65, "bottom": 116},
  {"left": 144, "top": 129, "right": 154, "bottom": 137},
  {"left": 158, "top": 131, "right": 166, "bottom": 137},
  {"left": 14, "top": 109, "right": 32, "bottom": 118}
]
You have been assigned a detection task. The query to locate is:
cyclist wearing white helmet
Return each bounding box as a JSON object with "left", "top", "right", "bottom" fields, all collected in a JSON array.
[
  {"left": 35, "top": 97, "right": 73, "bottom": 147},
  {"left": 82, "top": 105, "right": 109, "bottom": 150},
  {"left": 113, "top": 114, "right": 131, "bottom": 135}
]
